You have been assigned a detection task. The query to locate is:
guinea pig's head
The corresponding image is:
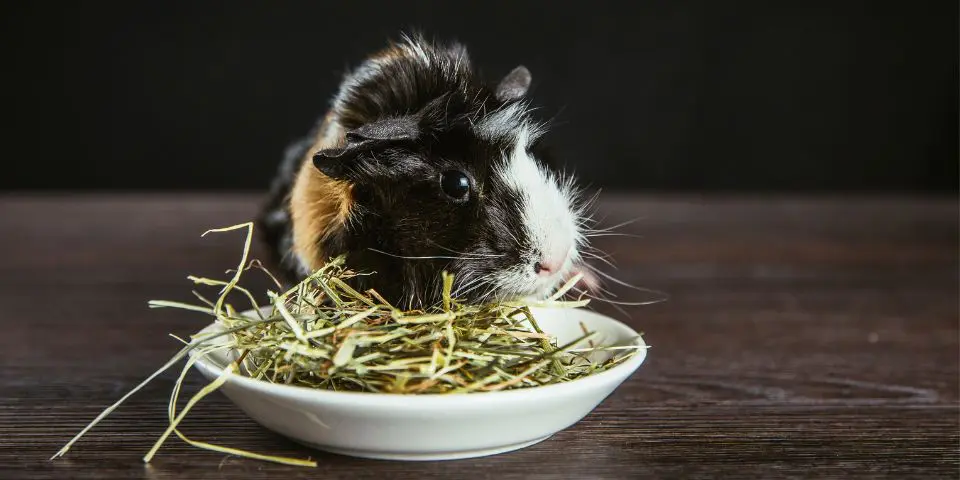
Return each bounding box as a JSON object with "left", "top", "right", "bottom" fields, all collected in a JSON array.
[{"left": 308, "top": 49, "right": 590, "bottom": 308}]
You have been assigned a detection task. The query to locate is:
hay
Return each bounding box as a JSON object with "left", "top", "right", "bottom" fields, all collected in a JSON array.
[{"left": 52, "top": 222, "right": 644, "bottom": 467}]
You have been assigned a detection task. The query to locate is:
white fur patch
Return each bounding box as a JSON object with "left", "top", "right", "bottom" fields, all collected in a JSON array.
[
  {"left": 474, "top": 103, "right": 545, "bottom": 144},
  {"left": 475, "top": 103, "right": 525, "bottom": 140},
  {"left": 490, "top": 126, "right": 581, "bottom": 298}
]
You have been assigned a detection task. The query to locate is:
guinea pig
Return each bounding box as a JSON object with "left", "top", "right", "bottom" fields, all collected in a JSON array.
[{"left": 257, "top": 33, "right": 596, "bottom": 309}]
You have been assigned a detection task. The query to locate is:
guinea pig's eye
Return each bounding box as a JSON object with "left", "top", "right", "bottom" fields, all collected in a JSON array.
[{"left": 439, "top": 170, "right": 471, "bottom": 201}]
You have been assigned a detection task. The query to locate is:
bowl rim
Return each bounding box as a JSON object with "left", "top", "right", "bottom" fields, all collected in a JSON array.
[{"left": 189, "top": 307, "right": 648, "bottom": 407}]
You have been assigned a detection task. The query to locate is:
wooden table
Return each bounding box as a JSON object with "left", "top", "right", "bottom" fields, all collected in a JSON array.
[{"left": 2, "top": 193, "right": 957, "bottom": 479}]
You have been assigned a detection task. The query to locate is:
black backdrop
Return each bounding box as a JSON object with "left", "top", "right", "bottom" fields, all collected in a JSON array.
[{"left": 2, "top": 1, "right": 956, "bottom": 193}]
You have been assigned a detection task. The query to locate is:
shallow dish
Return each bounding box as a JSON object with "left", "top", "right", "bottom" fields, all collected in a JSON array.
[{"left": 190, "top": 306, "right": 647, "bottom": 461}]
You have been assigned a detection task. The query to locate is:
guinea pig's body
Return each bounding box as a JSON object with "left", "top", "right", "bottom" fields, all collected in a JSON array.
[{"left": 258, "top": 33, "right": 591, "bottom": 309}]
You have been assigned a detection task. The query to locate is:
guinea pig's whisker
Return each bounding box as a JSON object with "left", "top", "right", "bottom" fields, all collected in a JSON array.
[
  {"left": 582, "top": 218, "right": 643, "bottom": 236},
  {"left": 453, "top": 274, "right": 485, "bottom": 292},
  {"left": 457, "top": 279, "right": 498, "bottom": 300},
  {"left": 367, "top": 248, "right": 467, "bottom": 261},
  {"left": 453, "top": 274, "right": 497, "bottom": 299},
  {"left": 453, "top": 284, "right": 484, "bottom": 301},
  {"left": 571, "top": 287, "right": 631, "bottom": 317},
  {"left": 428, "top": 242, "right": 505, "bottom": 258},
  {"left": 581, "top": 187, "right": 602, "bottom": 207},
  {"left": 439, "top": 249, "right": 503, "bottom": 259},
  {"left": 582, "top": 244, "right": 615, "bottom": 259},
  {"left": 573, "top": 287, "right": 664, "bottom": 307},
  {"left": 407, "top": 291, "right": 416, "bottom": 310},
  {"left": 501, "top": 227, "right": 521, "bottom": 251},
  {"left": 592, "top": 279, "right": 624, "bottom": 299},
  {"left": 581, "top": 250, "right": 618, "bottom": 270},
  {"left": 580, "top": 263, "right": 670, "bottom": 302},
  {"left": 474, "top": 279, "right": 505, "bottom": 304},
  {"left": 584, "top": 232, "right": 644, "bottom": 239}
]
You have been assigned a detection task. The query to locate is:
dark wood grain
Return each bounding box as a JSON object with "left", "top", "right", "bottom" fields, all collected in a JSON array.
[{"left": 1, "top": 193, "right": 957, "bottom": 479}]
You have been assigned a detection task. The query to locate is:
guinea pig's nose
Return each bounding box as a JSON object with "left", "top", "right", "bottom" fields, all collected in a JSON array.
[
  {"left": 533, "top": 258, "right": 561, "bottom": 276},
  {"left": 534, "top": 248, "right": 571, "bottom": 276},
  {"left": 533, "top": 261, "right": 550, "bottom": 275}
]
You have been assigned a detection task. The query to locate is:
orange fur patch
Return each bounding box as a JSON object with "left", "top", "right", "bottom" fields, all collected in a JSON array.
[
  {"left": 288, "top": 42, "right": 414, "bottom": 272},
  {"left": 288, "top": 113, "right": 352, "bottom": 273}
]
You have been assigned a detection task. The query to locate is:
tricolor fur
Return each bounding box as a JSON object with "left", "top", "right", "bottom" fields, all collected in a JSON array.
[{"left": 258, "top": 33, "right": 591, "bottom": 309}]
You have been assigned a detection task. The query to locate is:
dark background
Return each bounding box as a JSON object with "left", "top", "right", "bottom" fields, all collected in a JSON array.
[{"left": 2, "top": 1, "right": 956, "bottom": 194}]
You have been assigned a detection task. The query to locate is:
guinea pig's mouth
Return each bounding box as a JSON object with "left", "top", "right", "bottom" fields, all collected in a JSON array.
[
  {"left": 451, "top": 275, "right": 549, "bottom": 305},
  {"left": 448, "top": 246, "right": 580, "bottom": 304},
  {"left": 497, "top": 266, "right": 577, "bottom": 303}
]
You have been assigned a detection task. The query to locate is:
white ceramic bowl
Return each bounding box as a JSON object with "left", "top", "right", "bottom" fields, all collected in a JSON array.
[{"left": 190, "top": 307, "right": 647, "bottom": 461}]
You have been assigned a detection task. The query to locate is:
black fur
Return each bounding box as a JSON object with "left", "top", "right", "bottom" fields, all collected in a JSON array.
[{"left": 258, "top": 34, "right": 571, "bottom": 309}]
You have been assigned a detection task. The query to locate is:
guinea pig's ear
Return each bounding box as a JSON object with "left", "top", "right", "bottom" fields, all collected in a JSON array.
[
  {"left": 495, "top": 65, "right": 532, "bottom": 102},
  {"left": 313, "top": 116, "right": 419, "bottom": 179}
]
